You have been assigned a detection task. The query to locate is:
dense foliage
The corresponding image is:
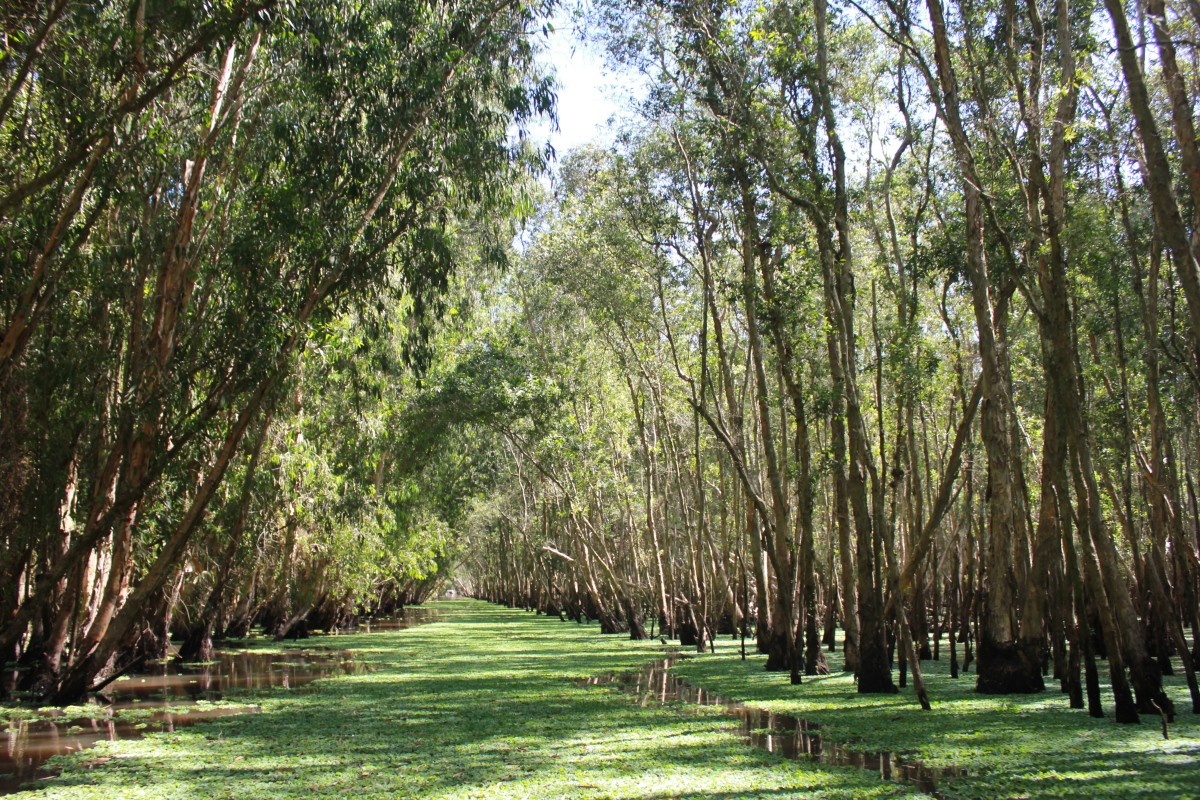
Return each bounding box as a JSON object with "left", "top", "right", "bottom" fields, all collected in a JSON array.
[{"left": 0, "top": 0, "right": 553, "bottom": 701}]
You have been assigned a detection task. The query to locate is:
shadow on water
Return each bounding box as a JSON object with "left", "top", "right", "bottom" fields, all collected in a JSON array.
[
  {"left": 336, "top": 606, "right": 440, "bottom": 634},
  {"left": 581, "top": 656, "right": 964, "bottom": 800},
  {"left": 1, "top": 705, "right": 252, "bottom": 794},
  {"left": 1, "top": 607, "right": 439, "bottom": 793}
]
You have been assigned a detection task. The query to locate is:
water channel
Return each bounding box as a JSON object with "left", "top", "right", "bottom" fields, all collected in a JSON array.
[
  {"left": 1, "top": 608, "right": 437, "bottom": 793},
  {"left": 7, "top": 615, "right": 961, "bottom": 797},
  {"left": 581, "top": 656, "right": 963, "bottom": 799}
]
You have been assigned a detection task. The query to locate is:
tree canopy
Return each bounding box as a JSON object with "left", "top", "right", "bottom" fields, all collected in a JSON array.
[{"left": 2, "top": 0, "right": 1200, "bottom": 736}]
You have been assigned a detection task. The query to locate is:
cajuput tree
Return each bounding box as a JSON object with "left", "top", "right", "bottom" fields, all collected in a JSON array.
[{"left": 1, "top": 0, "right": 555, "bottom": 702}]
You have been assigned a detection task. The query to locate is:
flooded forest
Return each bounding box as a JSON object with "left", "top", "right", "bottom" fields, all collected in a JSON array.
[{"left": 2, "top": 0, "right": 1200, "bottom": 795}]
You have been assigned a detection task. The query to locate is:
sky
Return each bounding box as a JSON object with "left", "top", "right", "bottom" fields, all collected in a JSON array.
[{"left": 530, "top": 10, "right": 643, "bottom": 160}]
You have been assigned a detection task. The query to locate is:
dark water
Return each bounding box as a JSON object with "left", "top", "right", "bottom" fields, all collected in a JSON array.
[
  {"left": 1, "top": 608, "right": 437, "bottom": 793},
  {"left": 337, "top": 606, "right": 440, "bottom": 634},
  {"left": 2, "top": 705, "right": 253, "bottom": 794},
  {"left": 581, "top": 656, "right": 963, "bottom": 799}
]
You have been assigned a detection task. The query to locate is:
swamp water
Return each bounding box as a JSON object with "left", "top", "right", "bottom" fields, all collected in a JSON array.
[
  {"left": 2, "top": 609, "right": 437, "bottom": 793},
  {"left": 581, "top": 656, "right": 963, "bottom": 799}
]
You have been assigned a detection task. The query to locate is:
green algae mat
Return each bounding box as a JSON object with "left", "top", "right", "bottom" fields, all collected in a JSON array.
[
  {"left": 27, "top": 601, "right": 920, "bottom": 799},
  {"left": 23, "top": 600, "right": 1200, "bottom": 799},
  {"left": 672, "top": 641, "right": 1200, "bottom": 800}
]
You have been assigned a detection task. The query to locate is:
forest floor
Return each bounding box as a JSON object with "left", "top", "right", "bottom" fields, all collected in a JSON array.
[{"left": 13, "top": 599, "right": 1200, "bottom": 799}]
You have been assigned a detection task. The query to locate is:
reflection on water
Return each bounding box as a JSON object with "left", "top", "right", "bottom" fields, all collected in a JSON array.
[
  {"left": 106, "top": 649, "right": 369, "bottom": 702},
  {"left": 2, "top": 607, "right": 438, "bottom": 793},
  {"left": 2, "top": 705, "right": 252, "bottom": 794},
  {"left": 338, "top": 606, "right": 440, "bottom": 634},
  {"left": 581, "top": 657, "right": 963, "bottom": 799}
]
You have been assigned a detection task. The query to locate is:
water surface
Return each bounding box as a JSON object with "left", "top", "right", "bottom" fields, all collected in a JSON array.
[
  {"left": 2, "top": 607, "right": 437, "bottom": 793},
  {"left": 581, "top": 656, "right": 963, "bottom": 799}
]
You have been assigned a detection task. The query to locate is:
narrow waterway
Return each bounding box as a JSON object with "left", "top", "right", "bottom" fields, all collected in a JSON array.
[
  {"left": 1, "top": 608, "right": 438, "bottom": 793},
  {"left": 581, "top": 656, "right": 963, "bottom": 799}
]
